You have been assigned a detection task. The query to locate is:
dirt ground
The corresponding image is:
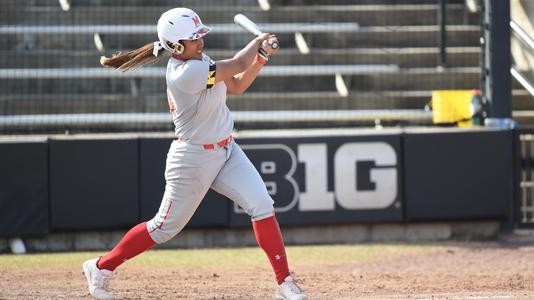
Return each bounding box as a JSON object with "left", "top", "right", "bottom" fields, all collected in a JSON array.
[{"left": 1, "top": 242, "right": 534, "bottom": 300}]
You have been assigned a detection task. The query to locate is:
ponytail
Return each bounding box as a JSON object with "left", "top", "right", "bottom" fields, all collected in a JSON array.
[{"left": 100, "top": 43, "right": 166, "bottom": 72}]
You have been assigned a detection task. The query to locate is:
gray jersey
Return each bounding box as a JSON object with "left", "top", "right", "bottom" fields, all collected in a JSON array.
[{"left": 166, "top": 54, "right": 233, "bottom": 144}]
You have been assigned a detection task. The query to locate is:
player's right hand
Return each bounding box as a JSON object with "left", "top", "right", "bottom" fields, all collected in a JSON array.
[{"left": 261, "top": 34, "right": 279, "bottom": 56}]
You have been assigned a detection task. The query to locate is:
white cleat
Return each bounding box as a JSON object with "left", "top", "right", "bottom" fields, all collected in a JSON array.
[
  {"left": 82, "top": 258, "right": 115, "bottom": 300},
  {"left": 275, "top": 276, "right": 308, "bottom": 300}
]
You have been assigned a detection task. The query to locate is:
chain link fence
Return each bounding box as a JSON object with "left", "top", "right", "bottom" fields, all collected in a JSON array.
[{"left": 0, "top": 0, "right": 479, "bottom": 134}]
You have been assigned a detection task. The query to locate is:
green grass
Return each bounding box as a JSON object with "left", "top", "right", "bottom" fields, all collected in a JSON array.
[{"left": 0, "top": 244, "right": 434, "bottom": 269}]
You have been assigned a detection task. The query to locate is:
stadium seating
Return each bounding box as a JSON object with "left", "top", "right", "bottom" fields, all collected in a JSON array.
[{"left": 0, "top": 0, "right": 528, "bottom": 131}]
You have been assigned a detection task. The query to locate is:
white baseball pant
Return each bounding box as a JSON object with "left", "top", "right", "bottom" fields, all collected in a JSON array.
[{"left": 147, "top": 138, "right": 275, "bottom": 244}]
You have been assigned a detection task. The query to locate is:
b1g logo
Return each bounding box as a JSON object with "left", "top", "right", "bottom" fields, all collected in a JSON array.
[{"left": 239, "top": 142, "right": 398, "bottom": 213}]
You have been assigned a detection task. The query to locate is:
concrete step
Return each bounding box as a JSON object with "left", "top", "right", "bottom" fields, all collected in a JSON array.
[
  {"left": 250, "top": 68, "right": 482, "bottom": 91},
  {"left": 0, "top": 48, "right": 481, "bottom": 68},
  {"left": 3, "top": 0, "right": 465, "bottom": 8},
  {"left": 0, "top": 92, "right": 433, "bottom": 114},
  {"left": 0, "top": 94, "right": 146, "bottom": 115},
  {"left": 515, "top": 114, "right": 534, "bottom": 126},
  {"left": 0, "top": 67, "right": 481, "bottom": 94},
  {"left": 228, "top": 91, "right": 434, "bottom": 111},
  {"left": 1, "top": 89, "right": 530, "bottom": 115},
  {"left": 512, "top": 89, "right": 534, "bottom": 110},
  {"left": 230, "top": 90, "right": 534, "bottom": 111},
  {"left": 2, "top": 25, "right": 480, "bottom": 51},
  {"left": 2, "top": 0, "right": 261, "bottom": 8},
  {"left": 270, "top": 0, "right": 464, "bottom": 5},
  {"left": 1, "top": 5, "right": 478, "bottom": 26},
  {"left": 0, "top": 92, "right": 427, "bottom": 114}
]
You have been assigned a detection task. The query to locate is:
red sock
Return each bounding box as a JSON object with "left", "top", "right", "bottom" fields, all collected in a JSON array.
[
  {"left": 252, "top": 216, "right": 290, "bottom": 284},
  {"left": 97, "top": 222, "right": 156, "bottom": 271}
]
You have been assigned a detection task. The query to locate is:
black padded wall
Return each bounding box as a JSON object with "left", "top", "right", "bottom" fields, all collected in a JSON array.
[
  {"left": 0, "top": 141, "right": 49, "bottom": 237},
  {"left": 49, "top": 138, "right": 139, "bottom": 230},
  {"left": 403, "top": 129, "right": 513, "bottom": 221}
]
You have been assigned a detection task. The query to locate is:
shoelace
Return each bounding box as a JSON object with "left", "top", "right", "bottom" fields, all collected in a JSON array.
[
  {"left": 286, "top": 281, "right": 303, "bottom": 294},
  {"left": 94, "top": 272, "right": 113, "bottom": 290}
]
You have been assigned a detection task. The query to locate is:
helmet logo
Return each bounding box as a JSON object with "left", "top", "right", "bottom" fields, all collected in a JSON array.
[{"left": 192, "top": 16, "right": 200, "bottom": 27}]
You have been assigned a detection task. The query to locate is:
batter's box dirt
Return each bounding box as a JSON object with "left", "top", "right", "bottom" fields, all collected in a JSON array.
[{"left": 0, "top": 242, "right": 533, "bottom": 299}]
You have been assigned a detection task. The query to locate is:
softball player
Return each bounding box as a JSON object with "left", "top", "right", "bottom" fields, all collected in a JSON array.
[{"left": 82, "top": 8, "right": 307, "bottom": 300}]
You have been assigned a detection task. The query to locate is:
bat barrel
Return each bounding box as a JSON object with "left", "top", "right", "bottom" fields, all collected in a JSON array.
[{"left": 234, "top": 14, "right": 278, "bottom": 48}]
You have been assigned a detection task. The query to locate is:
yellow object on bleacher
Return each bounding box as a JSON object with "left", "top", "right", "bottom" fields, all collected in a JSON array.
[{"left": 431, "top": 90, "right": 472, "bottom": 127}]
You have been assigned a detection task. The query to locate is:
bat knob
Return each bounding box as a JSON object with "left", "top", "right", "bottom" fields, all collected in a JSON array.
[{"left": 270, "top": 41, "right": 279, "bottom": 49}]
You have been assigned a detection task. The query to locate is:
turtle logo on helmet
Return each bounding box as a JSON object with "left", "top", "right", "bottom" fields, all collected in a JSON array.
[
  {"left": 157, "top": 8, "right": 211, "bottom": 55},
  {"left": 192, "top": 16, "right": 201, "bottom": 27}
]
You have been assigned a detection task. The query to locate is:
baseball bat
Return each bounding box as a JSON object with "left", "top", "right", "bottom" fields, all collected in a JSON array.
[{"left": 234, "top": 14, "right": 278, "bottom": 49}]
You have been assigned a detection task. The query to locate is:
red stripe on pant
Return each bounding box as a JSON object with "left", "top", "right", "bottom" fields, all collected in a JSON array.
[
  {"left": 148, "top": 199, "right": 173, "bottom": 234},
  {"left": 253, "top": 215, "right": 291, "bottom": 284}
]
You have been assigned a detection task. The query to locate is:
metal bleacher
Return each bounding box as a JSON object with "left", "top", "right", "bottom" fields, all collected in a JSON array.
[{"left": 0, "top": 0, "right": 493, "bottom": 133}]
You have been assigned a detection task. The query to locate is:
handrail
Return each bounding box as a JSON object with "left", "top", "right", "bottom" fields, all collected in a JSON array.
[
  {"left": 511, "top": 20, "right": 534, "bottom": 52},
  {"left": 0, "top": 24, "right": 480, "bottom": 35},
  {"left": 510, "top": 21, "right": 534, "bottom": 98},
  {"left": 511, "top": 67, "right": 534, "bottom": 97},
  {"left": 0, "top": 65, "right": 399, "bottom": 79},
  {"left": 0, "top": 23, "right": 360, "bottom": 35},
  {"left": 0, "top": 110, "right": 432, "bottom": 127}
]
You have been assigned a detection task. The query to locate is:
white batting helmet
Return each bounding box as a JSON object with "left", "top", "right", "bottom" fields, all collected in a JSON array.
[{"left": 156, "top": 8, "right": 211, "bottom": 55}]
